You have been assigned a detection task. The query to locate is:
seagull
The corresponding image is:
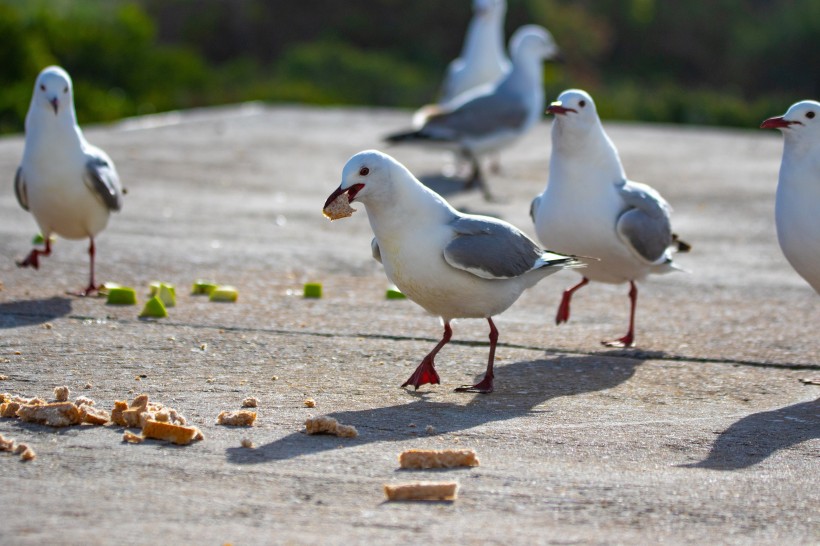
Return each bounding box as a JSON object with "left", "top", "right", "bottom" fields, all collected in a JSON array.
[
  {"left": 438, "top": 0, "right": 509, "bottom": 105},
  {"left": 324, "top": 150, "right": 580, "bottom": 393},
  {"left": 14, "top": 66, "right": 124, "bottom": 296},
  {"left": 761, "top": 100, "right": 820, "bottom": 294},
  {"left": 531, "top": 89, "right": 690, "bottom": 347},
  {"left": 386, "top": 25, "right": 560, "bottom": 200}
]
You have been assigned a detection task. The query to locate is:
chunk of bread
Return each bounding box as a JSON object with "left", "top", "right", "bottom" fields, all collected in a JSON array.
[
  {"left": 322, "top": 192, "right": 356, "bottom": 220},
  {"left": 53, "top": 386, "right": 70, "bottom": 402},
  {"left": 398, "top": 449, "right": 479, "bottom": 469},
  {"left": 383, "top": 482, "right": 459, "bottom": 501},
  {"left": 16, "top": 401, "right": 82, "bottom": 427},
  {"left": 0, "top": 401, "right": 21, "bottom": 418},
  {"left": 217, "top": 410, "right": 257, "bottom": 427},
  {"left": 122, "top": 430, "right": 144, "bottom": 444},
  {"left": 141, "top": 420, "right": 203, "bottom": 445},
  {"left": 79, "top": 405, "right": 110, "bottom": 426},
  {"left": 304, "top": 416, "right": 358, "bottom": 438},
  {"left": 0, "top": 433, "right": 14, "bottom": 452},
  {"left": 241, "top": 397, "right": 259, "bottom": 408}
]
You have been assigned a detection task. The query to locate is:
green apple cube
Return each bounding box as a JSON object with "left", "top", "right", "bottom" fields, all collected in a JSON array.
[
  {"left": 192, "top": 280, "right": 219, "bottom": 295},
  {"left": 209, "top": 286, "right": 238, "bottom": 302},
  {"left": 303, "top": 283, "right": 322, "bottom": 299},
  {"left": 139, "top": 296, "right": 168, "bottom": 318},
  {"left": 386, "top": 286, "right": 406, "bottom": 300},
  {"left": 157, "top": 284, "right": 176, "bottom": 307},
  {"left": 106, "top": 286, "right": 137, "bottom": 305}
]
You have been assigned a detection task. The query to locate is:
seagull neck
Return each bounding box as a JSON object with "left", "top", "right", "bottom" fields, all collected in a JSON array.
[
  {"left": 365, "top": 180, "right": 456, "bottom": 240},
  {"left": 463, "top": 11, "right": 506, "bottom": 68},
  {"left": 25, "top": 111, "right": 84, "bottom": 151},
  {"left": 549, "top": 123, "right": 626, "bottom": 190}
]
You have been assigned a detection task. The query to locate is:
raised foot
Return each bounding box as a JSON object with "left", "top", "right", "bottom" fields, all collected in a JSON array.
[
  {"left": 555, "top": 296, "right": 571, "bottom": 325},
  {"left": 454, "top": 376, "right": 494, "bottom": 394},
  {"left": 17, "top": 250, "right": 42, "bottom": 269},
  {"left": 602, "top": 335, "right": 635, "bottom": 349},
  {"left": 401, "top": 358, "right": 441, "bottom": 390}
]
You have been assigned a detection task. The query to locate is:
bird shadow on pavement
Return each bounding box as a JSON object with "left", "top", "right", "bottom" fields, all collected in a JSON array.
[
  {"left": 226, "top": 353, "right": 647, "bottom": 465},
  {"left": 681, "top": 397, "right": 820, "bottom": 471},
  {"left": 0, "top": 296, "right": 72, "bottom": 329}
]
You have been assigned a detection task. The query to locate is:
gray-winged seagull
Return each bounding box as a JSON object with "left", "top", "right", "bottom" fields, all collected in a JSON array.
[
  {"left": 386, "top": 25, "right": 560, "bottom": 200},
  {"left": 761, "top": 100, "right": 820, "bottom": 294},
  {"left": 14, "top": 66, "right": 124, "bottom": 296},
  {"left": 531, "top": 89, "right": 690, "bottom": 347},
  {"left": 324, "top": 150, "right": 579, "bottom": 393}
]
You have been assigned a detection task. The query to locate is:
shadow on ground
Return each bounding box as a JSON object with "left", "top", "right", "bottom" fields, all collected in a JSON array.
[
  {"left": 0, "top": 296, "right": 72, "bottom": 329},
  {"left": 227, "top": 353, "right": 646, "bottom": 464},
  {"left": 685, "top": 397, "right": 820, "bottom": 470}
]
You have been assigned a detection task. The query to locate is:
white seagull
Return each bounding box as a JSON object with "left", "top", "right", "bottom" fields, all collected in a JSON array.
[
  {"left": 14, "top": 66, "right": 124, "bottom": 296},
  {"left": 531, "top": 89, "right": 690, "bottom": 347},
  {"left": 386, "top": 25, "right": 560, "bottom": 200},
  {"left": 438, "top": 0, "right": 509, "bottom": 105},
  {"left": 761, "top": 100, "right": 820, "bottom": 294},
  {"left": 324, "top": 150, "right": 579, "bottom": 393}
]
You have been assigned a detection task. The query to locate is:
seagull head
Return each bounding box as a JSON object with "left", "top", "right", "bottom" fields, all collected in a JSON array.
[
  {"left": 761, "top": 100, "right": 820, "bottom": 141},
  {"left": 509, "top": 25, "right": 560, "bottom": 63},
  {"left": 32, "top": 65, "right": 74, "bottom": 118},
  {"left": 325, "top": 150, "right": 398, "bottom": 211},
  {"left": 547, "top": 89, "right": 598, "bottom": 125},
  {"left": 472, "top": 0, "right": 505, "bottom": 17}
]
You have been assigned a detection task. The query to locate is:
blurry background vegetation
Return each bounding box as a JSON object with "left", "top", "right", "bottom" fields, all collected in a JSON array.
[{"left": 0, "top": 0, "right": 817, "bottom": 133}]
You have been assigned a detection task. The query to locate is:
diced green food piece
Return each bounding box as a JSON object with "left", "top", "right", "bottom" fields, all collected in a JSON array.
[
  {"left": 386, "top": 287, "right": 406, "bottom": 300},
  {"left": 32, "top": 233, "right": 44, "bottom": 245},
  {"left": 149, "top": 281, "right": 176, "bottom": 298},
  {"left": 139, "top": 296, "right": 168, "bottom": 318},
  {"left": 157, "top": 284, "right": 176, "bottom": 307},
  {"left": 192, "top": 280, "right": 219, "bottom": 295},
  {"left": 303, "top": 283, "right": 322, "bottom": 299},
  {"left": 106, "top": 287, "right": 137, "bottom": 305},
  {"left": 209, "top": 286, "right": 238, "bottom": 302}
]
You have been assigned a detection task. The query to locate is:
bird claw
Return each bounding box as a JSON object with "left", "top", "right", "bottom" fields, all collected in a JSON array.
[
  {"left": 602, "top": 335, "right": 635, "bottom": 349},
  {"left": 70, "top": 284, "right": 103, "bottom": 298},
  {"left": 401, "top": 359, "right": 441, "bottom": 390},
  {"left": 454, "top": 376, "right": 494, "bottom": 394}
]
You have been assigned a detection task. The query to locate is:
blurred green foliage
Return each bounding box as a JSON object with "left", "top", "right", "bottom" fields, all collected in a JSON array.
[{"left": 0, "top": 0, "right": 817, "bottom": 133}]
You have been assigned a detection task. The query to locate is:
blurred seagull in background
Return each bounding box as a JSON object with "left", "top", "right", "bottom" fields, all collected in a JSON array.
[
  {"left": 386, "top": 25, "right": 560, "bottom": 200},
  {"left": 761, "top": 100, "right": 820, "bottom": 294},
  {"left": 438, "top": 0, "right": 509, "bottom": 105},
  {"left": 531, "top": 89, "right": 690, "bottom": 347},
  {"left": 324, "top": 150, "right": 580, "bottom": 393},
  {"left": 14, "top": 66, "right": 124, "bottom": 296}
]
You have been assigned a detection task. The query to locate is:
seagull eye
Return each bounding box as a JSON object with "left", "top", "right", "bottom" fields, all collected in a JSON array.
[
  {"left": 63, "top": 86, "right": 68, "bottom": 93},
  {"left": 579, "top": 100, "right": 586, "bottom": 108},
  {"left": 807, "top": 111, "right": 816, "bottom": 119},
  {"left": 39, "top": 84, "right": 45, "bottom": 91},
  {"left": 359, "top": 167, "right": 370, "bottom": 176}
]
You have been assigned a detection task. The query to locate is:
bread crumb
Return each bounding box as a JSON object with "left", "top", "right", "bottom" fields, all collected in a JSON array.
[
  {"left": 1, "top": 401, "right": 21, "bottom": 418},
  {"left": 304, "top": 398, "right": 316, "bottom": 408},
  {"left": 0, "top": 375, "right": 8, "bottom": 381},
  {"left": 13, "top": 443, "right": 28, "bottom": 455},
  {"left": 217, "top": 410, "right": 257, "bottom": 426},
  {"left": 84, "top": 383, "right": 93, "bottom": 389},
  {"left": 53, "top": 386, "right": 70, "bottom": 402},
  {"left": 322, "top": 191, "right": 356, "bottom": 220},
  {"left": 398, "top": 449, "right": 479, "bottom": 469},
  {"left": 79, "top": 405, "right": 110, "bottom": 426},
  {"left": 383, "top": 482, "right": 458, "bottom": 501},
  {"left": 425, "top": 425, "right": 435, "bottom": 434},
  {"left": 0, "top": 433, "right": 14, "bottom": 452},
  {"left": 74, "top": 396, "right": 95, "bottom": 407},
  {"left": 19, "top": 446, "right": 36, "bottom": 462},
  {"left": 241, "top": 397, "right": 259, "bottom": 408},
  {"left": 304, "top": 416, "right": 358, "bottom": 438},
  {"left": 240, "top": 438, "right": 254, "bottom": 449},
  {"left": 17, "top": 401, "right": 82, "bottom": 427},
  {"left": 122, "top": 430, "right": 143, "bottom": 444},
  {"left": 142, "top": 420, "right": 203, "bottom": 445}
]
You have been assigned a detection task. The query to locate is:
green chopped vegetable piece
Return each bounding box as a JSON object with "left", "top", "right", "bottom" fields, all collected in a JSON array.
[
  {"left": 209, "top": 286, "right": 238, "bottom": 302},
  {"left": 139, "top": 296, "right": 168, "bottom": 318},
  {"left": 303, "top": 283, "right": 322, "bottom": 299},
  {"left": 386, "top": 287, "right": 406, "bottom": 299},
  {"left": 192, "top": 280, "right": 219, "bottom": 295},
  {"left": 106, "top": 287, "right": 137, "bottom": 305}
]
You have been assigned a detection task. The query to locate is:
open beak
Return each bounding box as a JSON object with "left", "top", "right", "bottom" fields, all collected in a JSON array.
[
  {"left": 546, "top": 102, "right": 576, "bottom": 116},
  {"left": 760, "top": 116, "right": 796, "bottom": 129},
  {"left": 49, "top": 97, "right": 59, "bottom": 115},
  {"left": 323, "top": 183, "right": 365, "bottom": 210}
]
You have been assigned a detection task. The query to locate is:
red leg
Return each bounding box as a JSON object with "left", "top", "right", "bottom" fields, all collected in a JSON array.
[
  {"left": 455, "top": 318, "right": 498, "bottom": 394},
  {"left": 556, "top": 277, "right": 589, "bottom": 325},
  {"left": 402, "top": 322, "right": 452, "bottom": 390},
  {"left": 603, "top": 281, "right": 637, "bottom": 348},
  {"left": 17, "top": 237, "right": 52, "bottom": 270},
  {"left": 76, "top": 237, "right": 101, "bottom": 297}
]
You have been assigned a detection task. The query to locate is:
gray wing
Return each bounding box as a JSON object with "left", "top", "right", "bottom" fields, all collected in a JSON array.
[
  {"left": 529, "top": 193, "right": 542, "bottom": 223},
  {"left": 14, "top": 166, "right": 29, "bottom": 211},
  {"left": 422, "top": 90, "right": 529, "bottom": 140},
  {"left": 443, "top": 216, "right": 546, "bottom": 279},
  {"left": 371, "top": 237, "right": 382, "bottom": 264},
  {"left": 84, "top": 148, "right": 123, "bottom": 211},
  {"left": 615, "top": 181, "right": 673, "bottom": 263}
]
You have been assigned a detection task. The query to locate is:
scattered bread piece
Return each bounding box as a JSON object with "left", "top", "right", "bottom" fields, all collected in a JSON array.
[
  {"left": 0, "top": 393, "right": 9, "bottom": 404},
  {"left": 122, "top": 430, "right": 143, "bottom": 444},
  {"left": 217, "top": 410, "right": 257, "bottom": 427},
  {"left": 111, "top": 400, "right": 129, "bottom": 426},
  {"left": 79, "top": 405, "right": 110, "bottom": 426},
  {"left": 322, "top": 191, "right": 356, "bottom": 220},
  {"left": 304, "top": 416, "right": 358, "bottom": 438},
  {"left": 13, "top": 443, "right": 28, "bottom": 455},
  {"left": 241, "top": 397, "right": 259, "bottom": 408},
  {"left": 304, "top": 398, "right": 316, "bottom": 408},
  {"left": 240, "top": 438, "right": 254, "bottom": 449},
  {"left": 0, "top": 433, "right": 14, "bottom": 452},
  {"left": 399, "top": 449, "right": 479, "bottom": 469},
  {"left": 74, "top": 396, "right": 95, "bottom": 407},
  {"left": 425, "top": 425, "right": 435, "bottom": 434},
  {"left": 18, "top": 445, "right": 36, "bottom": 462},
  {"left": 383, "top": 482, "right": 458, "bottom": 501},
  {"left": 1, "top": 401, "right": 21, "bottom": 418},
  {"left": 17, "top": 401, "right": 82, "bottom": 427},
  {"left": 53, "top": 386, "right": 70, "bottom": 402},
  {"left": 120, "top": 394, "right": 151, "bottom": 428},
  {"left": 142, "top": 420, "right": 203, "bottom": 446}
]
